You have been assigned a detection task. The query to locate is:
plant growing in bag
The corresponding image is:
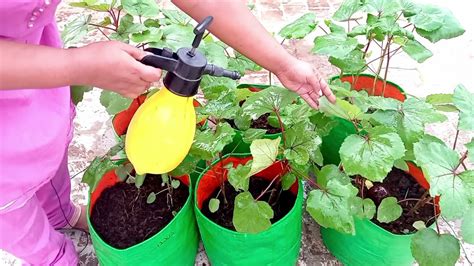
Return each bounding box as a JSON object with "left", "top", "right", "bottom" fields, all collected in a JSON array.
[
  {"left": 279, "top": 0, "right": 464, "bottom": 96},
  {"left": 62, "top": 0, "right": 259, "bottom": 110},
  {"left": 82, "top": 141, "right": 191, "bottom": 249},
  {"left": 307, "top": 80, "right": 473, "bottom": 264}
]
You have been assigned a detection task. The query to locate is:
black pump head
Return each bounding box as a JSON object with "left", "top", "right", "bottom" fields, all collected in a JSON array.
[{"left": 139, "top": 16, "right": 241, "bottom": 97}]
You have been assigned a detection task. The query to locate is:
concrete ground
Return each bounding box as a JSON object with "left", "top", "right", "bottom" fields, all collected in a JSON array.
[{"left": 1, "top": 0, "right": 473, "bottom": 265}]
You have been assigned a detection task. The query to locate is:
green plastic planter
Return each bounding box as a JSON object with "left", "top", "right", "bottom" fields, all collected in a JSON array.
[
  {"left": 320, "top": 162, "right": 438, "bottom": 266},
  {"left": 87, "top": 169, "right": 199, "bottom": 266},
  {"left": 194, "top": 154, "right": 303, "bottom": 266},
  {"left": 320, "top": 74, "right": 406, "bottom": 165}
]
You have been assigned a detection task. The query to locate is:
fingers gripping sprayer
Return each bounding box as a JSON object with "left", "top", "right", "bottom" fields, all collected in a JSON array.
[{"left": 125, "top": 16, "right": 241, "bottom": 175}]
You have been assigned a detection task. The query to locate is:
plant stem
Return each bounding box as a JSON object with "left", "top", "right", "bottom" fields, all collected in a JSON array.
[
  {"left": 453, "top": 129, "right": 460, "bottom": 150},
  {"left": 96, "top": 27, "right": 111, "bottom": 40},
  {"left": 268, "top": 71, "right": 272, "bottom": 86},
  {"left": 363, "top": 38, "right": 372, "bottom": 59},
  {"left": 372, "top": 38, "right": 389, "bottom": 95},
  {"left": 455, "top": 151, "right": 468, "bottom": 172},
  {"left": 382, "top": 37, "right": 392, "bottom": 97},
  {"left": 407, "top": 190, "right": 431, "bottom": 216},
  {"left": 274, "top": 108, "right": 287, "bottom": 147},
  {"left": 218, "top": 154, "right": 228, "bottom": 205},
  {"left": 255, "top": 175, "right": 280, "bottom": 201},
  {"left": 318, "top": 25, "right": 329, "bottom": 34},
  {"left": 89, "top": 23, "right": 117, "bottom": 31},
  {"left": 290, "top": 167, "right": 324, "bottom": 191}
]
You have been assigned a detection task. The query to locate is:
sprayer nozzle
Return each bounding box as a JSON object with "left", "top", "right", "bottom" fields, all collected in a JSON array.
[{"left": 204, "top": 64, "right": 241, "bottom": 80}]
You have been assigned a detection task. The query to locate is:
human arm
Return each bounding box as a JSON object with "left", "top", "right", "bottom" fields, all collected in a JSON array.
[
  {"left": 0, "top": 40, "right": 161, "bottom": 98},
  {"left": 172, "top": 0, "right": 336, "bottom": 108}
]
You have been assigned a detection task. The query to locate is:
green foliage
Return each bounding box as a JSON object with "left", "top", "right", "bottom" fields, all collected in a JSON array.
[
  {"left": 100, "top": 91, "right": 133, "bottom": 115},
  {"left": 82, "top": 156, "right": 116, "bottom": 191},
  {"left": 190, "top": 123, "right": 236, "bottom": 160},
  {"left": 284, "top": 122, "right": 322, "bottom": 166},
  {"left": 351, "top": 197, "right": 376, "bottom": 220},
  {"left": 401, "top": 39, "right": 432, "bottom": 63},
  {"left": 227, "top": 162, "right": 252, "bottom": 191},
  {"left": 209, "top": 198, "right": 220, "bottom": 213},
  {"left": 70, "top": 85, "right": 92, "bottom": 105},
  {"left": 376, "top": 197, "right": 402, "bottom": 223},
  {"left": 233, "top": 191, "right": 274, "bottom": 233},
  {"left": 313, "top": 33, "right": 359, "bottom": 59},
  {"left": 62, "top": 14, "right": 91, "bottom": 47},
  {"left": 121, "top": 0, "right": 159, "bottom": 17},
  {"left": 340, "top": 126, "right": 405, "bottom": 182},
  {"left": 307, "top": 165, "right": 359, "bottom": 234},
  {"left": 453, "top": 84, "right": 474, "bottom": 131},
  {"left": 332, "top": 0, "right": 363, "bottom": 21},
  {"left": 413, "top": 4, "right": 465, "bottom": 43},
  {"left": 466, "top": 139, "right": 474, "bottom": 164},
  {"left": 147, "top": 192, "right": 156, "bottom": 204},
  {"left": 414, "top": 136, "right": 472, "bottom": 220},
  {"left": 279, "top": 13, "right": 318, "bottom": 40},
  {"left": 461, "top": 207, "right": 474, "bottom": 244},
  {"left": 411, "top": 228, "right": 460, "bottom": 266},
  {"left": 242, "top": 86, "right": 299, "bottom": 119},
  {"left": 425, "top": 93, "right": 457, "bottom": 112},
  {"left": 249, "top": 138, "right": 280, "bottom": 176}
]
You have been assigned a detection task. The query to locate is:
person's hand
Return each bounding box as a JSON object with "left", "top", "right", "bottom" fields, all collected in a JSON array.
[
  {"left": 71, "top": 41, "right": 161, "bottom": 98},
  {"left": 274, "top": 58, "right": 336, "bottom": 109}
]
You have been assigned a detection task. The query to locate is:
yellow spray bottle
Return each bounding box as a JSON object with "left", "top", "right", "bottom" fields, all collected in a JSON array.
[{"left": 126, "top": 16, "right": 240, "bottom": 175}]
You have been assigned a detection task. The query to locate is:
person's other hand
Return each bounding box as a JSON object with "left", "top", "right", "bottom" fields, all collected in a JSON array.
[
  {"left": 274, "top": 58, "right": 336, "bottom": 109},
  {"left": 72, "top": 41, "right": 161, "bottom": 98}
]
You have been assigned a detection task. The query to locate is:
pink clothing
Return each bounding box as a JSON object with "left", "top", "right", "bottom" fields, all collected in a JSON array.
[
  {"left": 0, "top": 0, "right": 78, "bottom": 264},
  {"left": 0, "top": 0, "right": 73, "bottom": 211}
]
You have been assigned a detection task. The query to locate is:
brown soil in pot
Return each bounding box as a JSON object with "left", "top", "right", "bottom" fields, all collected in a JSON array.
[
  {"left": 357, "top": 168, "right": 436, "bottom": 234},
  {"left": 201, "top": 177, "right": 296, "bottom": 231},
  {"left": 227, "top": 113, "right": 281, "bottom": 134},
  {"left": 90, "top": 174, "right": 188, "bottom": 249}
]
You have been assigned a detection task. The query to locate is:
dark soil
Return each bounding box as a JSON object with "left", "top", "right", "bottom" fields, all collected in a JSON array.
[
  {"left": 227, "top": 113, "right": 281, "bottom": 134},
  {"left": 201, "top": 177, "right": 296, "bottom": 231},
  {"left": 90, "top": 175, "right": 189, "bottom": 249},
  {"left": 357, "top": 168, "right": 435, "bottom": 234}
]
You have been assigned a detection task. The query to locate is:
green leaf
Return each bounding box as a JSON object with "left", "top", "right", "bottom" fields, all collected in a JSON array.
[
  {"left": 121, "top": 0, "right": 159, "bottom": 17},
  {"left": 227, "top": 162, "right": 252, "bottom": 191},
  {"left": 411, "top": 228, "right": 460, "bottom": 266},
  {"left": 309, "top": 112, "right": 338, "bottom": 137},
  {"left": 415, "top": 5, "right": 465, "bottom": 43},
  {"left": 340, "top": 126, "right": 405, "bottom": 181},
  {"left": 190, "top": 122, "right": 236, "bottom": 160},
  {"left": 284, "top": 122, "right": 322, "bottom": 165},
  {"left": 209, "top": 198, "right": 220, "bottom": 213},
  {"left": 307, "top": 165, "right": 358, "bottom": 234},
  {"left": 413, "top": 220, "right": 426, "bottom": 231},
  {"left": 228, "top": 52, "right": 262, "bottom": 75},
  {"left": 377, "top": 197, "right": 402, "bottom": 223},
  {"left": 313, "top": 33, "right": 359, "bottom": 58},
  {"left": 319, "top": 97, "right": 362, "bottom": 120},
  {"left": 199, "top": 41, "right": 228, "bottom": 68},
  {"left": 233, "top": 191, "right": 274, "bottom": 233},
  {"left": 70, "top": 2, "right": 109, "bottom": 12},
  {"left": 352, "top": 197, "right": 376, "bottom": 219},
  {"left": 279, "top": 13, "right": 318, "bottom": 39},
  {"left": 135, "top": 174, "right": 145, "bottom": 188},
  {"left": 329, "top": 49, "right": 367, "bottom": 73},
  {"left": 453, "top": 84, "right": 474, "bottom": 131},
  {"left": 170, "top": 154, "right": 199, "bottom": 177},
  {"left": 466, "top": 139, "right": 474, "bottom": 164},
  {"left": 249, "top": 138, "right": 280, "bottom": 176},
  {"left": 426, "top": 93, "right": 458, "bottom": 112},
  {"left": 414, "top": 137, "right": 471, "bottom": 220},
  {"left": 161, "top": 9, "right": 190, "bottom": 25},
  {"left": 348, "top": 24, "right": 368, "bottom": 37},
  {"left": 147, "top": 192, "right": 156, "bottom": 204},
  {"left": 325, "top": 20, "right": 346, "bottom": 34},
  {"left": 461, "top": 207, "right": 474, "bottom": 244},
  {"left": 242, "top": 128, "right": 267, "bottom": 144},
  {"left": 99, "top": 91, "right": 133, "bottom": 115},
  {"left": 333, "top": 0, "right": 363, "bottom": 21},
  {"left": 82, "top": 157, "right": 116, "bottom": 191},
  {"left": 70, "top": 85, "right": 92, "bottom": 105},
  {"left": 156, "top": 24, "right": 194, "bottom": 51},
  {"left": 61, "top": 14, "right": 91, "bottom": 47},
  {"left": 402, "top": 39, "right": 433, "bottom": 63},
  {"left": 281, "top": 172, "right": 297, "bottom": 190},
  {"left": 115, "top": 163, "right": 133, "bottom": 181},
  {"left": 364, "top": 0, "right": 402, "bottom": 15},
  {"left": 394, "top": 159, "right": 409, "bottom": 171},
  {"left": 410, "top": 4, "right": 444, "bottom": 31},
  {"left": 171, "top": 179, "right": 180, "bottom": 189},
  {"left": 242, "top": 86, "right": 298, "bottom": 119}
]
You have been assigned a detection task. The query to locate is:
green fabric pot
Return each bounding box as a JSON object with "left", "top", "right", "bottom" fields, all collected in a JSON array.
[
  {"left": 194, "top": 154, "right": 303, "bottom": 266},
  {"left": 320, "top": 74, "right": 406, "bottom": 165},
  {"left": 321, "top": 218, "right": 415, "bottom": 266},
  {"left": 87, "top": 170, "right": 199, "bottom": 266}
]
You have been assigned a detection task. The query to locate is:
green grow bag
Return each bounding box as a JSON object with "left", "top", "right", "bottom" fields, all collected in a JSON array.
[
  {"left": 321, "top": 219, "right": 415, "bottom": 266},
  {"left": 194, "top": 154, "right": 303, "bottom": 266},
  {"left": 87, "top": 169, "right": 199, "bottom": 266},
  {"left": 320, "top": 163, "right": 434, "bottom": 266},
  {"left": 320, "top": 74, "right": 406, "bottom": 165}
]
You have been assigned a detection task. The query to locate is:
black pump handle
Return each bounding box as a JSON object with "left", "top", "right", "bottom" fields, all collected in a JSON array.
[
  {"left": 189, "top": 16, "right": 214, "bottom": 57},
  {"left": 139, "top": 47, "right": 178, "bottom": 72}
]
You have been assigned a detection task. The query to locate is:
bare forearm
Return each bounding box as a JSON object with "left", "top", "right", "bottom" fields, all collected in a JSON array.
[
  {"left": 0, "top": 40, "right": 80, "bottom": 89},
  {"left": 172, "top": 0, "right": 295, "bottom": 74}
]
